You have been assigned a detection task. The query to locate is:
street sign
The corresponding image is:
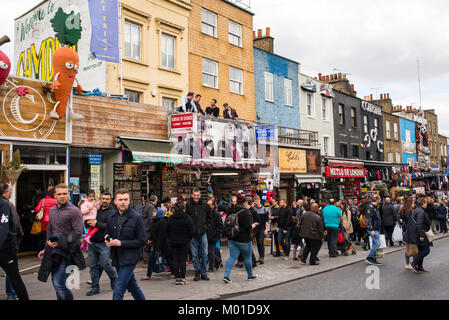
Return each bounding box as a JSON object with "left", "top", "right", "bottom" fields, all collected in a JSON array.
[
  {"left": 89, "top": 153, "right": 103, "bottom": 165},
  {"left": 255, "top": 125, "right": 276, "bottom": 141}
]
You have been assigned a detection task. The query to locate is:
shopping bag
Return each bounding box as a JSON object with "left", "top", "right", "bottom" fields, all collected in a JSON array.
[
  {"left": 425, "top": 229, "right": 435, "bottom": 242},
  {"left": 369, "top": 233, "right": 387, "bottom": 249},
  {"left": 30, "top": 221, "right": 42, "bottom": 235},
  {"left": 392, "top": 224, "right": 403, "bottom": 243},
  {"left": 406, "top": 244, "right": 418, "bottom": 257},
  {"left": 150, "top": 251, "right": 169, "bottom": 273},
  {"left": 337, "top": 231, "right": 345, "bottom": 244}
]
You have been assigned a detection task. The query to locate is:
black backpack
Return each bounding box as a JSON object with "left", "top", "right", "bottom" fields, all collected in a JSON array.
[{"left": 223, "top": 209, "right": 246, "bottom": 240}]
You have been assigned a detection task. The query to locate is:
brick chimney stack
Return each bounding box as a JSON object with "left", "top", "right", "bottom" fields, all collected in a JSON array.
[{"left": 253, "top": 27, "right": 274, "bottom": 53}]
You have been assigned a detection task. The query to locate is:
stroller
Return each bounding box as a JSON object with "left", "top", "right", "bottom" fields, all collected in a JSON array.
[{"left": 336, "top": 226, "right": 357, "bottom": 256}]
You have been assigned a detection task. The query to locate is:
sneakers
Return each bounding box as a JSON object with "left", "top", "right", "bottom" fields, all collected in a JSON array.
[
  {"left": 282, "top": 255, "right": 289, "bottom": 261},
  {"left": 176, "top": 278, "right": 182, "bottom": 285},
  {"left": 405, "top": 264, "right": 413, "bottom": 270},
  {"left": 248, "top": 275, "right": 258, "bottom": 281},
  {"left": 223, "top": 277, "right": 232, "bottom": 283},
  {"left": 410, "top": 264, "right": 420, "bottom": 273},
  {"left": 365, "top": 257, "right": 377, "bottom": 265},
  {"left": 201, "top": 274, "right": 210, "bottom": 281},
  {"left": 193, "top": 271, "right": 201, "bottom": 281},
  {"left": 86, "top": 280, "right": 93, "bottom": 285},
  {"left": 49, "top": 110, "right": 60, "bottom": 120}
]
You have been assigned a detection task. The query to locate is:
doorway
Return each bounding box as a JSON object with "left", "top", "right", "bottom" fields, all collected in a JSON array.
[{"left": 16, "top": 170, "right": 64, "bottom": 253}]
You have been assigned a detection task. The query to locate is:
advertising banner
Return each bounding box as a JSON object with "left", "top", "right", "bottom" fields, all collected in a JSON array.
[{"left": 279, "top": 148, "right": 306, "bottom": 173}]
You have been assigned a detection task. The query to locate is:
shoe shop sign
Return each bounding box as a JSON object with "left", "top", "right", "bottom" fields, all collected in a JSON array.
[{"left": 0, "top": 76, "right": 69, "bottom": 143}]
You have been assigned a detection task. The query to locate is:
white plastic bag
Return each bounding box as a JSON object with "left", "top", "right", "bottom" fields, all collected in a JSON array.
[
  {"left": 369, "top": 233, "right": 387, "bottom": 249},
  {"left": 392, "top": 224, "right": 403, "bottom": 243}
]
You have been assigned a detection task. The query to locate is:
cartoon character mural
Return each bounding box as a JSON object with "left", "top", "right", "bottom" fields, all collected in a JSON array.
[{"left": 48, "top": 8, "right": 84, "bottom": 121}]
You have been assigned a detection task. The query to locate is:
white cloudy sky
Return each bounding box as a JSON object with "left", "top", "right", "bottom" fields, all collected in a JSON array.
[{"left": 2, "top": 0, "right": 449, "bottom": 136}]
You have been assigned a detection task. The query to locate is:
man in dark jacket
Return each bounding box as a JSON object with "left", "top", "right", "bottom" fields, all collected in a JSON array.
[
  {"left": 299, "top": 203, "right": 325, "bottom": 265},
  {"left": 425, "top": 197, "right": 437, "bottom": 233},
  {"left": 408, "top": 197, "right": 432, "bottom": 273},
  {"left": 381, "top": 197, "right": 400, "bottom": 246},
  {"left": 0, "top": 182, "right": 29, "bottom": 300},
  {"left": 278, "top": 199, "right": 293, "bottom": 260},
  {"left": 206, "top": 200, "right": 223, "bottom": 272},
  {"left": 365, "top": 195, "right": 382, "bottom": 265},
  {"left": 106, "top": 189, "right": 146, "bottom": 300},
  {"left": 223, "top": 103, "right": 239, "bottom": 120},
  {"left": 436, "top": 200, "right": 448, "bottom": 234},
  {"left": 86, "top": 192, "right": 117, "bottom": 296},
  {"left": 185, "top": 189, "right": 211, "bottom": 281}
]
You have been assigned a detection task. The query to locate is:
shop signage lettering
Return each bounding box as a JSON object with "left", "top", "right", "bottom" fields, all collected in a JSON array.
[
  {"left": 279, "top": 148, "right": 306, "bottom": 173},
  {"left": 170, "top": 113, "right": 195, "bottom": 133},
  {"left": 88, "top": 153, "right": 102, "bottom": 165},
  {"left": 255, "top": 125, "right": 275, "bottom": 141},
  {"left": 361, "top": 101, "right": 382, "bottom": 115},
  {"left": 325, "top": 166, "right": 365, "bottom": 178}
]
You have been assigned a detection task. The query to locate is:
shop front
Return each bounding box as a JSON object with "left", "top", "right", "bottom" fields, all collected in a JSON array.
[
  {"left": 362, "top": 160, "right": 394, "bottom": 198},
  {"left": 322, "top": 157, "right": 365, "bottom": 202}
]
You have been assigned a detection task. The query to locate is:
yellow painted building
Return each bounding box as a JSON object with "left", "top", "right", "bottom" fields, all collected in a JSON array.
[
  {"left": 188, "top": 0, "right": 255, "bottom": 121},
  {"left": 107, "top": 0, "right": 192, "bottom": 108}
]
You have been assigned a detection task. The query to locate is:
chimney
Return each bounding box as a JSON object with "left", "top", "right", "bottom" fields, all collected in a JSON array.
[
  {"left": 387, "top": 93, "right": 390, "bottom": 99},
  {"left": 334, "top": 74, "right": 338, "bottom": 81},
  {"left": 370, "top": 94, "right": 373, "bottom": 101},
  {"left": 380, "top": 94, "right": 383, "bottom": 100},
  {"left": 266, "top": 27, "right": 270, "bottom": 36},
  {"left": 338, "top": 73, "right": 342, "bottom": 79},
  {"left": 325, "top": 75, "right": 330, "bottom": 82},
  {"left": 318, "top": 73, "right": 322, "bottom": 80},
  {"left": 257, "top": 29, "right": 262, "bottom": 38},
  {"left": 330, "top": 74, "right": 334, "bottom": 81}
]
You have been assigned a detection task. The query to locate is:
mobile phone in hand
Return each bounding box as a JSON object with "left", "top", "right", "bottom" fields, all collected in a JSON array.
[{"left": 104, "top": 234, "right": 111, "bottom": 242}]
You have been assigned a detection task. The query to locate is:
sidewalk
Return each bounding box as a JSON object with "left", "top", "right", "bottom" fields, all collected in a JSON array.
[{"left": 1, "top": 234, "right": 447, "bottom": 300}]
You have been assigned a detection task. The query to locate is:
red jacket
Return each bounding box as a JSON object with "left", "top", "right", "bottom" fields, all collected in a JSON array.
[{"left": 35, "top": 196, "right": 58, "bottom": 231}]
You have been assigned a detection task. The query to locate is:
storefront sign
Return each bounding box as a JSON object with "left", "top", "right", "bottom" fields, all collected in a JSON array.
[
  {"left": 90, "top": 165, "right": 100, "bottom": 174},
  {"left": 88, "top": 153, "right": 103, "bottom": 165},
  {"left": 430, "top": 164, "right": 440, "bottom": 173},
  {"left": 361, "top": 101, "right": 382, "bottom": 115},
  {"left": 255, "top": 125, "right": 275, "bottom": 141},
  {"left": 325, "top": 166, "right": 365, "bottom": 178},
  {"left": 170, "top": 113, "right": 195, "bottom": 133},
  {"left": 306, "top": 149, "right": 321, "bottom": 174},
  {"left": 279, "top": 148, "right": 306, "bottom": 173}
]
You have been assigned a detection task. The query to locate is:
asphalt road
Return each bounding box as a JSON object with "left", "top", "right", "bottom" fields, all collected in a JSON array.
[{"left": 228, "top": 236, "right": 449, "bottom": 300}]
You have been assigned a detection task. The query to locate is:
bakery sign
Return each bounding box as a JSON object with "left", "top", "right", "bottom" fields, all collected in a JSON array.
[{"left": 325, "top": 166, "right": 365, "bottom": 178}]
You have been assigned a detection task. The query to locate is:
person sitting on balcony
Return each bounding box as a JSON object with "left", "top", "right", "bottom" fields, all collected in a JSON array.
[
  {"left": 193, "top": 94, "right": 206, "bottom": 115},
  {"left": 176, "top": 92, "right": 200, "bottom": 113},
  {"left": 205, "top": 99, "right": 220, "bottom": 117},
  {"left": 223, "top": 103, "right": 239, "bottom": 120}
]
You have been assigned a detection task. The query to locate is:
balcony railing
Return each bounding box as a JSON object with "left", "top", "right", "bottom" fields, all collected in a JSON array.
[{"left": 278, "top": 126, "right": 319, "bottom": 148}]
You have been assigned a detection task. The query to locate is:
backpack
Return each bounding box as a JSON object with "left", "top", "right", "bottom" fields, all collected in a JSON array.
[
  {"left": 359, "top": 214, "right": 367, "bottom": 229},
  {"left": 223, "top": 209, "right": 246, "bottom": 240}
]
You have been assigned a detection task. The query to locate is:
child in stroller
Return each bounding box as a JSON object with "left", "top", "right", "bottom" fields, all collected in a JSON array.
[{"left": 337, "top": 226, "right": 357, "bottom": 256}]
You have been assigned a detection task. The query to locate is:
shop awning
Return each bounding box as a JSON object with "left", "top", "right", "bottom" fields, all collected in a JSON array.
[
  {"left": 119, "top": 137, "right": 189, "bottom": 164},
  {"left": 295, "top": 174, "right": 324, "bottom": 184}
]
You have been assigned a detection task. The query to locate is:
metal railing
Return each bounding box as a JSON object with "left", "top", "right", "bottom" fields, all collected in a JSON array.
[{"left": 278, "top": 126, "right": 319, "bottom": 147}]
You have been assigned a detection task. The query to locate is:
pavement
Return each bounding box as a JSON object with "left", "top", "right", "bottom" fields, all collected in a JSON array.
[
  {"left": 1, "top": 233, "right": 448, "bottom": 300},
  {"left": 231, "top": 234, "right": 449, "bottom": 300}
]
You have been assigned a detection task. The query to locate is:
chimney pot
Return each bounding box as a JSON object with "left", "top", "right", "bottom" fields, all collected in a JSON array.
[
  {"left": 380, "top": 94, "right": 383, "bottom": 99},
  {"left": 387, "top": 93, "right": 390, "bottom": 99},
  {"left": 325, "top": 75, "right": 330, "bottom": 82},
  {"left": 318, "top": 73, "right": 322, "bottom": 80},
  {"left": 338, "top": 73, "right": 342, "bottom": 79},
  {"left": 266, "top": 27, "right": 271, "bottom": 36},
  {"left": 257, "top": 29, "right": 262, "bottom": 38},
  {"left": 334, "top": 74, "right": 338, "bottom": 80},
  {"left": 370, "top": 94, "right": 373, "bottom": 101},
  {"left": 330, "top": 74, "right": 334, "bottom": 81}
]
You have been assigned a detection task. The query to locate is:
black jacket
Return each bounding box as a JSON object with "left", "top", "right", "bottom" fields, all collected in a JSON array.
[
  {"left": 405, "top": 206, "right": 431, "bottom": 246},
  {"left": 205, "top": 106, "right": 220, "bottom": 117},
  {"left": 90, "top": 205, "right": 115, "bottom": 243},
  {"left": 436, "top": 204, "right": 448, "bottom": 220},
  {"left": 0, "top": 198, "right": 16, "bottom": 251},
  {"left": 366, "top": 203, "right": 382, "bottom": 232},
  {"left": 38, "top": 231, "right": 86, "bottom": 282},
  {"left": 106, "top": 208, "right": 146, "bottom": 267},
  {"left": 278, "top": 206, "right": 293, "bottom": 229},
  {"left": 426, "top": 203, "right": 437, "bottom": 220},
  {"left": 381, "top": 203, "right": 400, "bottom": 227},
  {"left": 149, "top": 217, "right": 170, "bottom": 255},
  {"left": 206, "top": 208, "right": 223, "bottom": 243},
  {"left": 299, "top": 211, "right": 325, "bottom": 240},
  {"left": 141, "top": 202, "right": 156, "bottom": 240},
  {"left": 186, "top": 198, "right": 210, "bottom": 238},
  {"left": 228, "top": 206, "right": 253, "bottom": 243},
  {"left": 167, "top": 209, "right": 194, "bottom": 246}
]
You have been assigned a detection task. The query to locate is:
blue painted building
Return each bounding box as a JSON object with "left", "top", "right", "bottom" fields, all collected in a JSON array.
[
  {"left": 253, "top": 47, "right": 300, "bottom": 129},
  {"left": 400, "top": 117, "right": 417, "bottom": 164}
]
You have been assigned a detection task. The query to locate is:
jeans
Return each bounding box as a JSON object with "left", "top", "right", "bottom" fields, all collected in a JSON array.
[
  {"left": 384, "top": 225, "right": 395, "bottom": 245},
  {"left": 278, "top": 228, "right": 291, "bottom": 256},
  {"left": 5, "top": 276, "right": 17, "bottom": 299},
  {"left": 88, "top": 242, "right": 117, "bottom": 290},
  {"left": 254, "top": 228, "right": 266, "bottom": 259},
  {"left": 190, "top": 233, "right": 208, "bottom": 275},
  {"left": 51, "top": 260, "right": 73, "bottom": 300},
  {"left": 326, "top": 227, "right": 340, "bottom": 257},
  {"left": 413, "top": 245, "right": 430, "bottom": 269},
  {"left": 113, "top": 264, "right": 146, "bottom": 300},
  {"left": 438, "top": 219, "right": 448, "bottom": 233},
  {"left": 367, "top": 230, "right": 381, "bottom": 259},
  {"left": 172, "top": 243, "right": 190, "bottom": 278},
  {"left": 224, "top": 240, "right": 253, "bottom": 278},
  {"left": 302, "top": 238, "right": 322, "bottom": 264}
]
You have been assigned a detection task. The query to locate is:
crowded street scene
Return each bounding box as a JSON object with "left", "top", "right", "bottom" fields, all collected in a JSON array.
[{"left": 1, "top": 0, "right": 449, "bottom": 307}]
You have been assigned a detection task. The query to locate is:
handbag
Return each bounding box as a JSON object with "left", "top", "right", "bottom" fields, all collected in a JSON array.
[
  {"left": 150, "top": 251, "right": 169, "bottom": 273},
  {"left": 30, "top": 221, "right": 42, "bottom": 235},
  {"left": 425, "top": 229, "right": 435, "bottom": 243},
  {"left": 406, "top": 243, "right": 419, "bottom": 257},
  {"left": 36, "top": 198, "right": 45, "bottom": 221}
]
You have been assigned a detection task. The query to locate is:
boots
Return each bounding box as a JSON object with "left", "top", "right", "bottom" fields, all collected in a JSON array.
[{"left": 193, "top": 271, "right": 201, "bottom": 281}]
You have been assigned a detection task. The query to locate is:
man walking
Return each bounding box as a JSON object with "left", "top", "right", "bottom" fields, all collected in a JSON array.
[
  {"left": 322, "top": 199, "right": 342, "bottom": 258},
  {"left": 299, "top": 203, "right": 325, "bottom": 265},
  {"left": 381, "top": 197, "right": 400, "bottom": 246},
  {"left": 106, "top": 189, "right": 146, "bottom": 300},
  {"left": 186, "top": 189, "right": 210, "bottom": 281},
  {"left": 278, "top": 199, "right": 293, "bottom": 260},
  {"left": 38, "top": 184, "right": 85, "bottom": 300},
  {"left": 252, "top": 195, "right": 269, "bottom": 264},
  {"left": 86, "top": 192, "right": 117, "bottom": 296},
  {"left": 365, "top": 195, "right": 383, "bottom": 265}
]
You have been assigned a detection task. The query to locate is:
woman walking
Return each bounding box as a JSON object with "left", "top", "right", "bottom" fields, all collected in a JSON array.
[{"left": 400, "top": 198, "right": 415, "bottom": 269}]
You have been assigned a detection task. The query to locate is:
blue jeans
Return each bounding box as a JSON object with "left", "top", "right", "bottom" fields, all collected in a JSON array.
[
  {"left": 51, "top": 260, "right": 73, "bottom": 300},
  {"left": 278, "top": 228, "right": 291, "bottom": 256},
  {"left": 326, "top": 227, "right": 340, "bottom": 257},
  {"left": 368, "top": 231, "right": 381, "bottom": 259},
  {"left": 190, "top": 233, "right": 208, "bottom": 275},
  {"left": 88, "top": 242, "right": 117, "bottom": 290},
  {"left": 224, "top": 240, "right": 253, "bottom": 278},
  {"left": 5, "top": 276, "right": 17, "bottom": 299},
  {"left": 113, "top": 264, "right": 146, "bottom": 300}
]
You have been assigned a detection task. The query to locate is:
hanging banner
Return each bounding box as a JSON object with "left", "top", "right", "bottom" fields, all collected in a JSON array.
[{"left": 88, "top": 0, "right": 120, "bottom": 63}]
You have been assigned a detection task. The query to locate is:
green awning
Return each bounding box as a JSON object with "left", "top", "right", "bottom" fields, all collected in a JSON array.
[{"left": 120, "top": 138, "right": 186, "bottom": 164}]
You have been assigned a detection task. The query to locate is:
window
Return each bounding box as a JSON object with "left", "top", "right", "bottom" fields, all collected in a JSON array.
[
  {"left": 229, "top": 66, "right": 243, "bottom": 94},
  {"left": 306, "top": 93, "right": 314, "bottom": 116},
  {"left": 352, "top": 145, "right": 359, "bottom": 158},
  {"left": 340, "top": 143, "right": 348, "bottom": 158},
  {"left": 265, "top": 72, "right": 274, "bottom": 102},
  {"left": 338, "top": 104, "right": 345, "bottom": 125},
  {"left": 395, "top": 152, "right": 401, "bottom": 163},
  {"left": 386, "top": 120, "right": 391, "bottom": 139},
  {"left": 322, "top": 98, "right": 328, "bottom": 120},
  {"left": 161, "top": 33, "right": 175, "bottom": 69},
  {"left": 387, "top": 152, "right": 393, "bottom": 163},
  {"left": 363, "top": 116, "right": 368, "bottom": 133},
  {"left": 162, "top": 97, "right": 177, "bottom": 112},
  {"left": 393, "top": 122, "right": 398, "bottom": 141},
  {"left": 323, "top": 136, "right": 330, "bottom": 155},
  {"left": 284, "top": 78, "right": 293, "bottom": 106},
  {"left": 228, "top": 20, "right": 242, "bottom": 47},
  {"left": 202, "top": 8, "right": 217, "bottom": 37},
  {"left": 351, "top": 107, "right": 357, "bottom": 127},
  {"left": 202, "top": 58, "right": 218, "bottom": 88},
  {"left": 125, "top": 89, "right": 141, "bottom": 103},
  {"left": 124, "top": 21, "right": 141, "bottom": 60}
]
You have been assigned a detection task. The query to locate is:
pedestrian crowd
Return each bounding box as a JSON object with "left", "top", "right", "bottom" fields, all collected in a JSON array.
[{"left": 1, "top": 182, "right": 448, "bottom": 300}]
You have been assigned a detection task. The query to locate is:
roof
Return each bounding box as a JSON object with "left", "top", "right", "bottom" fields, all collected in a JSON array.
[
  {"left": 221, "top": 0, "right": 254, "bottom": 15},
  {"left": 253, "top": 46, "right": 301, "bottom": 66}
]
